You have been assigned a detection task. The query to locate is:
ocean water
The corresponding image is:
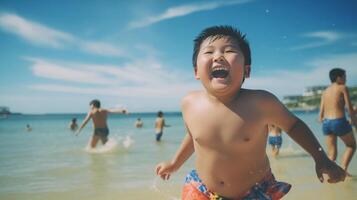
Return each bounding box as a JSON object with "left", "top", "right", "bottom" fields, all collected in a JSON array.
[{"left": 0, "top": 112, "right": 356, "bottom": 200}]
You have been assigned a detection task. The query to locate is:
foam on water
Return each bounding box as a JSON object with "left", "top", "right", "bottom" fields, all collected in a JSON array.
[
  {"left": 122, "top": 135, "right": 134, "bottom": 149},
  {"left": 84, "top": 134, "right": 135, "bottom": 154},
  {"left": 84, "top": 137, "right": 118, "bottom": 153}
]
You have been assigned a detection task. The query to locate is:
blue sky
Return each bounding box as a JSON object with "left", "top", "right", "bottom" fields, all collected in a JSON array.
[{"left": 0, "top": 0, "right": 357, "bottom": 114}]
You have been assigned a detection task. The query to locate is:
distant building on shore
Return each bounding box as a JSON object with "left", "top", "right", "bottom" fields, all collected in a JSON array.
[
  {"left": 0, "top": 107, "right": 10, "bottom": 114},
  {"left": 303, "top": 86, "right": 326, "bottom": 96},
  {"left": 283, "top": 85, "right": 357, "bottom": 111},
  {"left": 282, "top": 95, "right": 302, "bottom": 105},
  {"left": 0, "top": 107, "right": 11, "bottom": 118}
]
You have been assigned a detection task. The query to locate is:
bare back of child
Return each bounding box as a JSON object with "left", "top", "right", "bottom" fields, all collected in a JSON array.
[{"left": 319, "top": 68, "right": 356, "bottom": 176}]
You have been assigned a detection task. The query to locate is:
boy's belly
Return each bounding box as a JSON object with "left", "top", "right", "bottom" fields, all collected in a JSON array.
[{"left": 195, "top": 153, "right": 270, "bottom": 198}]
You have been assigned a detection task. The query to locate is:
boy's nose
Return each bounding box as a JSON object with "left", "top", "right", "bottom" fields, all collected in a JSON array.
[{"left": 213, "top": 55, "right": 225, "bottom": 62}]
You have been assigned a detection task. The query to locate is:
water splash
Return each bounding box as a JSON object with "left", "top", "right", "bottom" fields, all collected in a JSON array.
[
  {"left": 122, "top": 135, "right": 134, "bottom": 149},
  {"left": 84, "top": 137, "right": 118, "bottom": 154}
]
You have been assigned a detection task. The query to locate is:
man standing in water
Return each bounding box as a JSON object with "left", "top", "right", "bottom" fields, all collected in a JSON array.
[
  {"left": 319, "top": 68, "right": 356, "bottom": 176},
  {"left": 76, "top": 99, "right": 127, "bottom": 148},
  {"left": 155, "top": 111, "right": 170, "bottom": 142}
]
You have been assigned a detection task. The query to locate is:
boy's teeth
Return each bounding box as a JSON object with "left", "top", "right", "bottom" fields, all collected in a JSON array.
[{"left": 211, "top": 67, "right": 229, "bottom": 78}]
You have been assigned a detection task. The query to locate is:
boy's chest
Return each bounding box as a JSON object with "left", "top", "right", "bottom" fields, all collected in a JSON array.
[{"left": 185, "top": 104, "right": 266, "bottom": 146}]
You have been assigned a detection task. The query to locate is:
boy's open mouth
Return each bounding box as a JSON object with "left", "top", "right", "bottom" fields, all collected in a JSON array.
[{"left": 211, "top": 67, "right": 229, "bottom": 78}]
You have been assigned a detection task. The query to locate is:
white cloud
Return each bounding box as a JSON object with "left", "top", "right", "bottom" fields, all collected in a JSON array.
[
  {"left": 0, "top": 12, "right": 126, "bottom": 57},
  {"left": 0, "top": 13, "right": 73, "bottom": 48},
  {"left": 304, "top": 31, "right": 341, "bottom": 42},
  {"left": 79, "top": 41, "right": 126, "bottom": 57},
  {"left": 291, "top": 31, "right": 353, "bottom": 50},
  {"left": 28, "top": 83, "right": 199, "bottom": 98},
  {"left": 26, "top": 57, "right": 194, "bottom": 86},
  {"left": 26, "top": 58, "right": 116, "bottom": 85},
  {"left": 26, "top": 57, "right": 201, "bottom": 99},
  {"left": 245, "top": 52, "right": 357, "bottom": 98},
  {"left": 128, "top": 0, "right": 253, "bottom": 29}
]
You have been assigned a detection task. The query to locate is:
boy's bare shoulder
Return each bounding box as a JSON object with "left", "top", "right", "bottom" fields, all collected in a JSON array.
[
  {"left": 337, "top": 84, "right": 348, "bottom": 91},
  {"left": 241, "top": 88, "right": 276, "bottom": 100},
  {"left": 181, "top": 91, "right": 205, "bottom": 108},
  {"left": 182, "top": 90, "right": 204, "bottom": 101},
  {"left": 241, "top": 89, "right": 280, "bottom": 109}
]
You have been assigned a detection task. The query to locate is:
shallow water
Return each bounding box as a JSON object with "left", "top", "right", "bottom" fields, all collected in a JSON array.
[{"left": 0, "top": 112, "right": 356, "bottom": 199}]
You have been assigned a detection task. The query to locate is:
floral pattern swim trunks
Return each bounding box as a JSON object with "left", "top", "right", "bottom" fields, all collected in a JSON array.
[{"left": 182, "top": 169, "right": 291, "bottom": 200}]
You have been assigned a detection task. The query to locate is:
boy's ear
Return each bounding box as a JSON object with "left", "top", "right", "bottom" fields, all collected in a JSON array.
[
  {"left": 194, "top": 67, "right": 200, "bottom": 80},
  {"left": 244, "top": 65, "right": 251, "bottom": 78}
]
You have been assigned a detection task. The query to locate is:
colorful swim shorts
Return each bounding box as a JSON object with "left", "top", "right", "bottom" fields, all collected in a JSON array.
[{"left": 182, "top": 170, "right": 291, "bottom": 200}]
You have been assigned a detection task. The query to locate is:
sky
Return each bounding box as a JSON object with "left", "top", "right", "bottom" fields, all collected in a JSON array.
[{"left": 0, "top": 0, "right": 356, "bottom": 114}]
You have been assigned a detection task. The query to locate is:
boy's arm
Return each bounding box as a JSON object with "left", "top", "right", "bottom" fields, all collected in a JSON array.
[
  {"left": 76, "top": 112, "right": 91, "bottom": 135},
  {"left": 343, "top": 86, "right": 357, "bottom": 127},
  {"left": 156, "top": 131, "right": 194, "bottom": 180},
  {"left": 264, "top": 92, "right": 345, "bottom": 183},
  {"left": 170, "top": 131, "right": 194, "bottom": 168},
  {"left": 163, "top": 119, "right": 171, "bottom": 127},
  {"left": 318, "top": 93, "right": 325, "bottom": 122}
]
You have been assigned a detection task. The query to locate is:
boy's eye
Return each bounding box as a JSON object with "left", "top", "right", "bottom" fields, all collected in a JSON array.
[
  {"left": 225, "top": 50, "right": 236, "bottom": 53},
  {"left": 204, "top": 51, "right": 213, "bottom": 54}
]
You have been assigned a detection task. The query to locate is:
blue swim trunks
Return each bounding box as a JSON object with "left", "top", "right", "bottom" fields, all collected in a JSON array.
[
  {"left": 268, "top": 136, "right": 282, "bottom": 149},
  {"left": 156, "top": 132, "right": 163, "bottom": 141},
  {"left": 322, "top": 117, "right": 352, "bottom": 136}
]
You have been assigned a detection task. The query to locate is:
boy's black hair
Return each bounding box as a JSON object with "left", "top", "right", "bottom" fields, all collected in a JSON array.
[
  {"left": 157, "top": 111, "right": 163, "bottom": 117},
  {"left": 90, "top": 99, "right": 101, "bottom": 108},
  {"left": 192, "top": 25, "right": 251, "bottom": 68},
  {"left": 329, "top": 68, "right": 345, "bottom": 83}
]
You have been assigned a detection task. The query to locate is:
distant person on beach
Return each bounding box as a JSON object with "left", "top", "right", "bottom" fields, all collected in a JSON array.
[
  {"left": 156, "top": 25, "right": 345, "bottom": 200},
  {"left": 135, "top": 118, "right": 143, "bottom": 128},
  {"left": 319, "top": 68, "right": 356, "bottom": 176},
  {"left": 76, "top": 99, "right": 127, "bottom": 148},
  {"left": 268, "top": 124, "right": 283, "bottom": 157},
  {"left": 69, "top": 118, "right": 78, "bottom": 131},
  {"left": 26, "top": 124, "right": 32, "bottom": 132},
  {"left": 155, "top": 111, "right": 170, "bottom": 142}
]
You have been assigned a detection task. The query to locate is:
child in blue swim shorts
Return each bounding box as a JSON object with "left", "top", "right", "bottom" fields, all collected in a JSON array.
[
  {"left": 268, "top": 125, "right": 283, "bottom": 157},
  {"left": 319, "top": 68, "right": 356, "bottom": 176}
]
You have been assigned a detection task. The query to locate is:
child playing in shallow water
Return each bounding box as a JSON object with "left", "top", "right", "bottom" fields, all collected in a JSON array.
[
  {"left": 268, "top": 124, "right": 283, "bottom": 158},
  {"left": 156, "top": 25, "right": 345, "bottom": 200},
  {"left": 76, "top": 99, "right": 127, "bottom": 148}
]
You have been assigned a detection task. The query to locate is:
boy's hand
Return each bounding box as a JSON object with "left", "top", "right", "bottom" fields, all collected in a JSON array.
[
  {"left": 315, "top": 156, "right": 346, "bottom": 183},
  {"left": 156, "top": 161, "right": 177, "bottom": 180}
]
